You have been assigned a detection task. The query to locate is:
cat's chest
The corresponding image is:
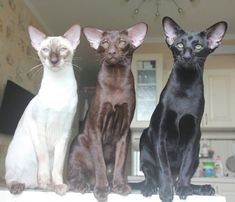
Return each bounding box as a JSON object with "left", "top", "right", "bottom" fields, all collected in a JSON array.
[
  {"left": 99, "top": 70, "right": 134, "bottom": 103},
  {"left": 163, "top": 84, "right": 203, "bottom": 115},
  {"left": 100, "top": 82, "right": 134, "bottom": 105},
  {"left": 38, "top": 79, "right": 77, "bottom": 111}
]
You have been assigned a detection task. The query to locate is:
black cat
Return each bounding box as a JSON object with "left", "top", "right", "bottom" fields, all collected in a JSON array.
[{"left": 139, "top": 17, "right": 227, "bottom": 202}]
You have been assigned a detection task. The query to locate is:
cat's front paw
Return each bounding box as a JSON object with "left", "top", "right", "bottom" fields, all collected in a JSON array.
[
  {"left": 176, "top": 185, "right": 193, "bottom": 200},
  {"left": 159, "top": 185, "right": 174, "bottom": 202},
  {"left": 38, "top": 177, "right": 51, "bottom": 190},
  {"left": 71, "top": 181, "right": 91, "bottom": 193},
  {"left": 53, "top": 183, "right": 68, "bottom": 195},
  {"left": 94, "top": 185, "right": 110, "bottom": 202},
  {"left": 141, "top": 179, "right": 158, "bottom": 197},
  {"left": 9, "top": 182, "right": 25, "bottom": 195},
  {"left": 112, "top": 183, "right": 131, "bottom": 195}
]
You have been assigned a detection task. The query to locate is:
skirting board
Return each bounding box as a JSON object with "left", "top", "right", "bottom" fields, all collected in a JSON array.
[{"left": 0, "top": 189, "right": 226, "bottom": 202}]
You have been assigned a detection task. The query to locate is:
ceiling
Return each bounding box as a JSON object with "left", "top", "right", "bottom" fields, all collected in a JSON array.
[{"left": 23, "top": 0, "right": 235, "bottom": 84}]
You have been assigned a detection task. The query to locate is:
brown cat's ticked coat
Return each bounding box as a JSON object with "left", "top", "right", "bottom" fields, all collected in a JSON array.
[{"left": 67, "top": 23, "right": 147, "bottom": 202}]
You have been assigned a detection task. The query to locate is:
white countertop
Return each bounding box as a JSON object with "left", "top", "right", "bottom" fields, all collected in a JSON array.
[
  {"left": 128, "top": 175, "right": 235, "bottom": 184},
  {"left": 0, "top": 189, "right": 226, "bottom": 202}
]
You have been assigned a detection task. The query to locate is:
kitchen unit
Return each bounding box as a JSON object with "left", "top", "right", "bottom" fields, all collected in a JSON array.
[{"left": 131, "top": 53, "right": 163, "bottom": 128}]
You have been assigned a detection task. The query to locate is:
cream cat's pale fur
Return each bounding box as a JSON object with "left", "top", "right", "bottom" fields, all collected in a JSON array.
[{"left": 5, "top": 24, "right": 81, "bottom": 195}]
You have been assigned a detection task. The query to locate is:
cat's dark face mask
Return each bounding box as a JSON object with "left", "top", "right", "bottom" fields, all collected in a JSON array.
[
  {"left": 162, "top": 16, "right": 227, "bottom": 69},
  {"left": 170, "top": 32, "right": 211, "bottom": 68},
  {"left": 83, "top": 22, "right": 148, "bottom": 66},
  {"left": 97, "top": 31, "right": 133, "bottom": 65}
]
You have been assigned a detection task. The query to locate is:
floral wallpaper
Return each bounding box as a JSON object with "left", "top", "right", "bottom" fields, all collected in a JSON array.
[
  {"left": 0, "top": 0, "right": 45, "bottom": 103},
  {"left": 0, "top": 0, "right": 46, "bottom": 177}
]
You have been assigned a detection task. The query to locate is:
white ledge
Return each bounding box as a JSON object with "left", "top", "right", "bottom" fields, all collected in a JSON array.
[{"left": 0, "top": 189, "right": 226, "bottom": 202}]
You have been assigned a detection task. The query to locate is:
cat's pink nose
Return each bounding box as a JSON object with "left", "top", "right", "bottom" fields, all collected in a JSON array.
[{"left": 50, "top": 53, "right": 59, "bottom": 65}]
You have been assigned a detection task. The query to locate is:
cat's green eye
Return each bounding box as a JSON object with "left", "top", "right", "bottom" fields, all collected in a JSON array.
[
  {"left": 119, "top": 39, "right": 126, "bottom": 48},
  {"left": 195, "top": 44, "right": 203, "bottom": 50},
  {"left": 176, "top": 43, "right": 184, "bottom": 49},
  {"left": 101, "top": 40, "right": 109, "bottom": 49}
]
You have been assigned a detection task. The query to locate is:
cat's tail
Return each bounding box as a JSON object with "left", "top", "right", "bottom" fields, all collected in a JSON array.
[{"left": 190, "top": 184, "right": 215, "bottom": 195}]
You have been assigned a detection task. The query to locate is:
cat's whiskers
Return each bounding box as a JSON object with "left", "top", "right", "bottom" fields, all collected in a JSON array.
[
  {"left": 34, "top": 67, "right": 43, "bottom": 76},
  {"left": 196, "top": 57, "right": 207, "bottom": 66},
  {"left": 28, "top": 63, "right": 43, "bottom": 72},
  {"left": 64, "top": 61, "right": 81, "bottom": 72},
  {"left": 72, "top": 57, "right": 82, "bottom": 63},
  {"left": 27, "top": 66, "right": 43, "bottom": 78},
  {"left": 195, "top": 63, "right": 203, "bottom": 74},
  {"left": 72, "top": 64, "right": 81, "bottom": 72},
  {"left": 26, "top": 63, "right": 43, "bottom": 78},
  {"left": 72, "top": 56, "right": 81, "bottom": 60},
  {"left": 196, "top": 56, "right": 207, "bottom": 61},
  {"left": 99, "top": 57, "right": 105, "bottom": 64},
  {"left": 27, "top": 55, "right": 41, "bottom": 62}
]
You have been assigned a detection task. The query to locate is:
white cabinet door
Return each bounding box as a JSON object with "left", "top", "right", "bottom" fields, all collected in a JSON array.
[
  {"left": 217, "top": 183, "right": 235, "bottom": 202},
  {"left": 203, "top": 69, "right": 235, "bottom": 128},
  {"left": 131, "top": 53, "right": 163, "bottom": 128}
]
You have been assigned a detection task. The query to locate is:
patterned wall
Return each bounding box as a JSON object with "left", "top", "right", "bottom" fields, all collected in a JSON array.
[
  {"left": 0, "top": 0, "right": 45, "bottom": 178},
  {"left": 0, "top": 0, "right": 45, "bottom": 104}
]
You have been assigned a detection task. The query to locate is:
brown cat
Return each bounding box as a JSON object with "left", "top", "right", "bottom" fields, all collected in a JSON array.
[{"left": 67, "top": 23, "right": 147, "bottom": 202}]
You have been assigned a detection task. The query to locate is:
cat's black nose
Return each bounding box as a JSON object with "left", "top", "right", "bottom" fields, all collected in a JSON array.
[
  {"left": 183, "top": 49, "right": 192, "bottom": 63},
  {"left": 183, "top": 56, "right": 191, "bottom": 62}
]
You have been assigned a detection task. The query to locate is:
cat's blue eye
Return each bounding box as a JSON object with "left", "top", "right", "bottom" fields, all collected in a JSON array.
[
  {"left": 195, "top": 44, "right": 203, "bottom": 50},
  {"left": 60, "top": 47, "right": 68, "bottom": 52},
  {"left": 42, "top": 48, "right": 49, "bottom": 53},
  {"left": 176, "top": 43, "right": 184, "bottom": 50}
]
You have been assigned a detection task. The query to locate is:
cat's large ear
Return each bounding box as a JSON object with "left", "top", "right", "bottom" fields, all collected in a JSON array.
[
  {"left": 162, "top": 16, "right": 184, "bottom": 46},
  {"left": 127, "top": 22, "right": 148, "bottom": 48},
  {"left": 28, "top": 26, "right": 46, "bottom": 51},
  {"left": 64, "top": 24, "right": 81, "bottom": 50},
  {"left": 203, "top": 21, "right": 227, "bottom": 50},
  {"left": 83, "top": 27, "right": 104, "bottom": 50}
]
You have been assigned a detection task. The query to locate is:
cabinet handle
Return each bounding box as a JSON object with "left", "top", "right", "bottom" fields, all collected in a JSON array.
[{"left": 205, "top": 113, "right": 208, "bottom": 125}]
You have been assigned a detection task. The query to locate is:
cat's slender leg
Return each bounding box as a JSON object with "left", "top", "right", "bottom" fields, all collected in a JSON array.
[
  {"left": 50, "top": 95, "right": 77, "bottom": 194},
  {"left": 112, "top": 104, "right": 131, "bottom": 195},
  {"left": 112, "top": 134, "right": 131, "bottom": 195},
  {"left": 140, "top": 129, "right": 158, "bottom": 197},
  {"left": 91, "top": 102, "right": 116, "bottom": 202},
  {"left": 153, "top": 131, "right": 174, "bottom": 202},
  {"left": 175, "top": 115, "right": 199, "bottom": 199},
  {"left": 91, "top": 134, "right": 110, "bottom": 202},
  {"left": 31, "top": 122, "right": 51, "bottom": 190},
  {"left": 148, "top": 108, "right": 174, "bottom": 202},
  {"left": 52, "top": 137, "right": 69, "bottom": 195},
  {"left": 67, "top": 134, "right": 93, "bottom": 193}
]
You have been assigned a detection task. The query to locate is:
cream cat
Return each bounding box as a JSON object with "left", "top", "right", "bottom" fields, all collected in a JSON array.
[{"left": 5, "top": 24, "right": 81, "bottom": 195}]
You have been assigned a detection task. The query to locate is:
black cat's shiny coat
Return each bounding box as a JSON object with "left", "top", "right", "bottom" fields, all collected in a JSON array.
[{"left": 139, "top": 17, "right": 227, "bottom": 202}]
